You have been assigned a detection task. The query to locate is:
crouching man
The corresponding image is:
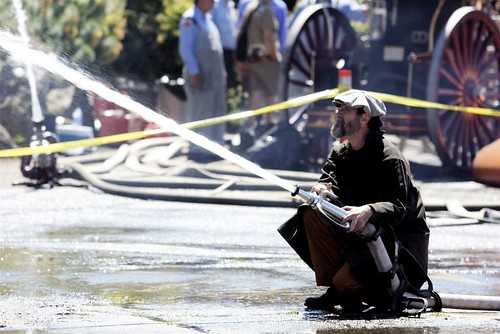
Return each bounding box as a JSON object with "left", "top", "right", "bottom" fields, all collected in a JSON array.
[{"left": 279, "top": 90, "right": 430, "bottom": 312}]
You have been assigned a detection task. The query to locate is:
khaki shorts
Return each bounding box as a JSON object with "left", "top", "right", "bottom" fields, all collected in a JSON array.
[{"left": 247, "top": 59, "right": 280, "bottom": 96}]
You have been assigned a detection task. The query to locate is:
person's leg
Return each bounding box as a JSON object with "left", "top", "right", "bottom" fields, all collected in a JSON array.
[
  {"left": 302, "top": 206, "right": 344, "bottom": 286},
  {"left": 259, "top": 60, "right": 280, "bottom": 123},
  {"left": 263, "top": 93, "right": 278, "bottom": 124},
  {"left": 247, "top": 62, "right": 268, "bottom": 125},
  {"left": 302, "top": 206, "right": 363, "bottom": 309},
  {"left": 186, "top": 88, "right": 221, "bottom": 161},
  {"left": 332, "top": 261, "right": 363, "bottom": 296},
  {"left": 249, "top": 89, "right": 267, "bottom": 111}
]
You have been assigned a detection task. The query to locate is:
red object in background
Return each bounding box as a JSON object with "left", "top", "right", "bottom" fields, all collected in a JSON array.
[
  {"left": 472, "top": 139, "right": 500, "bottom": 188},
  {"left": 98, "top": 109, "right": 145, "bottom": 140},
  {"left": 338, "top": 69, "right": 352, "bottom": 91},
  {"left": 143, "top": 122, "right": 172, "bottom": 138},
  {"left": 92, "top": 87, "right": 120, "bottom": 119},
  {"left": 92, "top": 96, "right": 116, "bottom": 119},
  {"left": 92, "top": 91, "right": 146, "bottom": 144}
]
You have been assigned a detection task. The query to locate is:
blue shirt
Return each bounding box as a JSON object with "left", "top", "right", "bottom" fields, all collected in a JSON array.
[
  {"left": 237, "top": 0, "right": 288, "bottom": 55},
  {"left": 211, "top": 0, "right": 237, "bottom": 50},
  {"left": 179, "top": 6, "right": 220, "bottom": 76}
]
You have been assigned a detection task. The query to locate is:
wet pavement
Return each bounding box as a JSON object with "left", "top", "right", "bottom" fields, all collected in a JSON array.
[{"left": 0, "top": 135, "right": 499, "bottom": 333}]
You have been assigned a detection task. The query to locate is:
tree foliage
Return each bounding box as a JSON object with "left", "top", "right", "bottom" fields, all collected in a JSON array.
[
  {"left": 113, "top": 0, "right": 190, "bottom": 81},
  {"left": 0, "top": 0, "right": 127, "bottom": 67},
  {"left": 0, "top": 0, "right": 296, "bottom": 83}
]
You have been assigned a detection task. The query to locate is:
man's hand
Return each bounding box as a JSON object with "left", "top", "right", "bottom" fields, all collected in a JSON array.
[
  {"left": 342, "top": 205, "right": 374, "bottom": 233},
  {"left": 311, "top": 182, "right": 332, "bottom": 194}
]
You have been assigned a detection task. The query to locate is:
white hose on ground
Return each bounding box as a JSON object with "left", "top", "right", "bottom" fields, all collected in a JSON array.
[{"left": 439, "top": 293, "right": 500, "bottom": 311}]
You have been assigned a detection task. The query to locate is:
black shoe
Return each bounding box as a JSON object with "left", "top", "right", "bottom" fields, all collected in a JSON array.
[{"left": 304, "top": 288, "right": 338, "bottom": 310}]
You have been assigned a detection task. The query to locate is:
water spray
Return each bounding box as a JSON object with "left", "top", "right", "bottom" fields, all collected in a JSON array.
[
  {"left": 11, "top": 0, "right": 64, "bottom": 187},
  {"left": 12, "top": 0, "right": 44, "bottom": 124}
]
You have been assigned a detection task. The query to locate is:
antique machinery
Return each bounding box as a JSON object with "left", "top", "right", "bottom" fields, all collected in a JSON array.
[{"left": 280, "top": 1, "right": 500, "bottom": 173}]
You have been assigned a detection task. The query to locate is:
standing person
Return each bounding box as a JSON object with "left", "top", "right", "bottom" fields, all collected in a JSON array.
[
  {"left": 237, "top": 0, "right": 288, "bottom": 56},
  {"left": 279, "top": 90, "right": 430, "bottom": 312},
  {"left": 211, "top": 0, "right": 239, "bottom": 89},
  {"left": 179, "top": 0, "right": 227, "bottom": 162},
  {"left": 239, "top": 0, "right": 282, "bottom": 127}
]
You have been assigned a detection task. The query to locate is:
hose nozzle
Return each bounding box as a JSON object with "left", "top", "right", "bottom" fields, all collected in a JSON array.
[
  {"left": 292, "top": 185, "right": 350, "bottom": 230},
  {"left": 292, "top": 185, "right": 380, "bottom": 238}
]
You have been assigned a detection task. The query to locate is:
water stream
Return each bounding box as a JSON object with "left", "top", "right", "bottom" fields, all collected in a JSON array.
[
  {"left": 0, "top": 29, "right": 297, "bottom": 194},
  {"left": 11, "top": 0, "right": 44, "bottom": 123}
]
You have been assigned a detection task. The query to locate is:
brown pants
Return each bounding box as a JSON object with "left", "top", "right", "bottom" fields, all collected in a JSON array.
[{"left": 303, "top": 206, "right": 362, "bottom": 296}]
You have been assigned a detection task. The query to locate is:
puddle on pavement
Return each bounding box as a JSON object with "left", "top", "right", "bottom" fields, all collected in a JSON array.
[
  {"left": 0, "top": 233, "right": 498, "bottom": 311},
  {"left": 0, "top": 243, "right": 308, "bottom": 308},
  {"left": 0, "top": 213, "right": 496, "bottom": 333}
]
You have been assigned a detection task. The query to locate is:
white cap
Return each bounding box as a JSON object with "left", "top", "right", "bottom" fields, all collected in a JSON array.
[{"left": 333, "top": 89, "right": 387, "bottom": 117}]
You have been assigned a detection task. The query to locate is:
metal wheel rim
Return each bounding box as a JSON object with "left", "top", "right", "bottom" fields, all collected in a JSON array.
[{"left": 427, "top": 7, "right": 500, "bottom": 173}]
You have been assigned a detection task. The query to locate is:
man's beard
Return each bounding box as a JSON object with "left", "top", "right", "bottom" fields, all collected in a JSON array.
[
  {"left": 330, "top": 118, "right": 360, "bottom": 138},
  {"left": 330, "top": 122, "right": 345, "bottom": 138}
]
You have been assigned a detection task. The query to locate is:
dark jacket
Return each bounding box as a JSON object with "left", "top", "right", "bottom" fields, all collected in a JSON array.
[{"left": 279, "top": 131, "right": 430, "bottom": 290}]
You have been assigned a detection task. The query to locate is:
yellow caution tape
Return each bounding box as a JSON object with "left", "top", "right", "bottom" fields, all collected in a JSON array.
[
  {"left": 369, "top": 91, "right": 500, "bottom": 117},
  {"left": 0, "top": 87, "right": 498, "bottom": 158},
  {"left": 0, "top": 128, "right": 168, "bottom": 158}
]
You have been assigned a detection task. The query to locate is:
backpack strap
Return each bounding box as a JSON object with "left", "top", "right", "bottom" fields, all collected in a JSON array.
[{"left": 238, "top": 2, "right": 260, "bottom": 36}]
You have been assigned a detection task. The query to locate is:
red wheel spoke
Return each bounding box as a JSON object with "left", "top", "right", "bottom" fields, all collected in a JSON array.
[
  {"left": 444, "top": 49, "right": 463, "bottom": 82},
  {"left": 475, "top": 115, "right": 497, "bottom": 144},
  {"left": 460, "top": 19, "right": 471, "bottom": 68},
  {"left": 442, "top": 51, "right": 464, "bottom": 89},
  {"left": 445, "top": 113, "right": 463, "bottom": 160},
  {"left": 439, "top": 108, "right": 460, "bottom": 135},
  {"left": 436, "top": 88, "right": 462, "bottom": 97},
  {"left": 451, "top": 25, "right": 466, "bottom": 73},
  {"left": 471, "top": 21, "right": 489, "bottom": 67}
]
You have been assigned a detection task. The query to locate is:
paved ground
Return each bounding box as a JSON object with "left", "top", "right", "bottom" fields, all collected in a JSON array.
[{"left": 0, "top": 135, "right": 499, "bottom": 333}]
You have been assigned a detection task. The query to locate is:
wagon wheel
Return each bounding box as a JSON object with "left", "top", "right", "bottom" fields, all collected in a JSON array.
[
  {"left": 426, "top": 7, "right": 500, "bottom": 173},
  {"left": 278, "top": 4, "right": 358, "bottom": 110},
  {"left": 277, "top": 5, "right": 357, "bottom": 170}
]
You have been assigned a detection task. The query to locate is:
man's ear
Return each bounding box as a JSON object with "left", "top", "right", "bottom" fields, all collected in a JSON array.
[{"left": 361, "top": 113, "right": 371, "bottom": 125}]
